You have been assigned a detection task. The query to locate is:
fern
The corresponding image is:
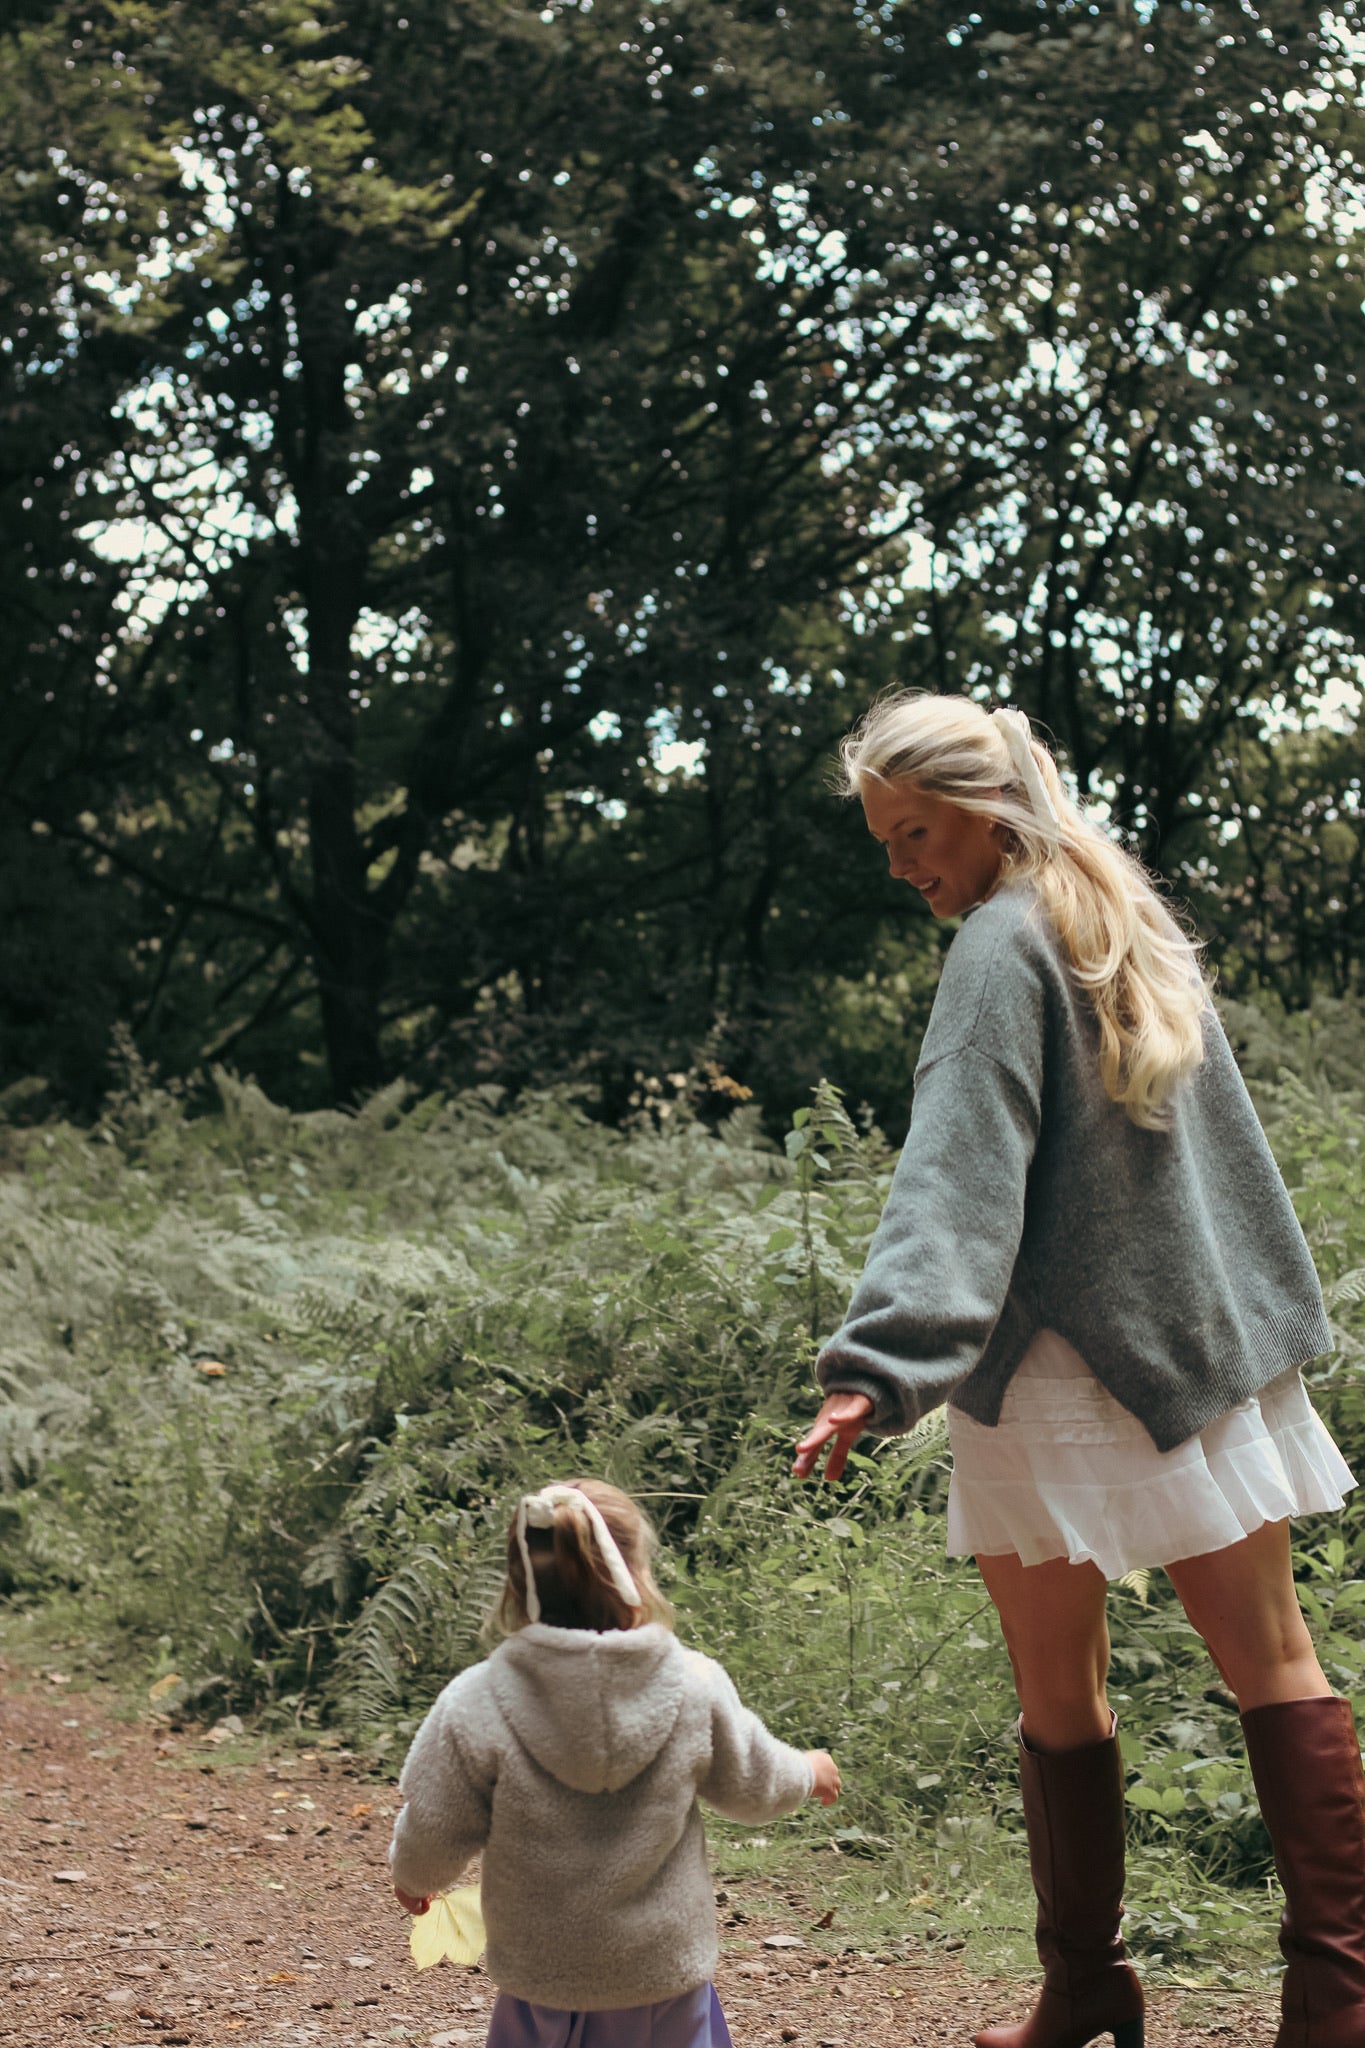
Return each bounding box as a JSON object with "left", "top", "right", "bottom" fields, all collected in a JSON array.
[
  {"left": 1325, "top": 1267, "right": 1365, "bottom": 1310},
  {"left": 438, "top": 1548, "right": 511, "bottom": 1672},
  {"left": 329, "top": 1545, "right": 452, "bottom": 1727}
]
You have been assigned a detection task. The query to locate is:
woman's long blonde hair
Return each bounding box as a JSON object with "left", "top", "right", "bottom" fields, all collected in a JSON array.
[{"left": 839, "top": 692, "right": 1207, "bottom": 1129}]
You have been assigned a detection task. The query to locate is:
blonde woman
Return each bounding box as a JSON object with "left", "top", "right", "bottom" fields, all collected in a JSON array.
[{"left": 793, "top": 693, "right": 1361, "bottom": 2048}]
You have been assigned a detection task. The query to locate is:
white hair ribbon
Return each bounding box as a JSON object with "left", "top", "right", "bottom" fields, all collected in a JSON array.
[
  {"left": 514, "top": 1483, "right": 643, "bottom": 1625},
  {"left": 994, "top": 707, "right": 1061, "bottom": 838}
]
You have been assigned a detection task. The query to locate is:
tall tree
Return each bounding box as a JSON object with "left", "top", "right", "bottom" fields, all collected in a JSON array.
[
  {"left": 11, "top": 0, "right": 998, "bottom": 1096},
  {"left": 877, "top": 5, "right": 1365, "bottom": 863},
  {"left": 5, "top": 0, "right": 1363, "bottom": 1108},
  {"left": 0, "top": 2, "right": 176, "bottom": 1098}
]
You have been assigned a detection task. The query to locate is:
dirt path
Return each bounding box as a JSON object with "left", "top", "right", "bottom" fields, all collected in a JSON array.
[{"left": 1, "top": 1670, "right": 1277, "bottom": 2048}]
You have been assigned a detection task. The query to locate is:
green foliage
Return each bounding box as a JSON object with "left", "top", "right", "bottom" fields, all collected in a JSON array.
[
  {"left": 1235, "top": 1009, "right": 1365, "bottom": 1599},
  {"left": 1185, "top": 727, "right": 1365, "bottom": 1012},
  {"left": 0, "top": 1065, "right": 863, "bottom": 1705},
  {"left": 5, "top": 0, "right": 1364, "bottom": 1112},
  {"left": 5, "top": 1007, "right": 1365, "bottom": 1980}
]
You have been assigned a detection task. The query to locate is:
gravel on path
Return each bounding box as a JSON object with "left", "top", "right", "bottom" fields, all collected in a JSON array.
[{"left": 1, "top": 1669, "right": 1278, "bottom": 2048}]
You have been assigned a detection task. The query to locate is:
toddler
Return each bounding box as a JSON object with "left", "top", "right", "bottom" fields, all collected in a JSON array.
[{"left": 389, "top": 1478, "right": 839, "bottom": 2048}]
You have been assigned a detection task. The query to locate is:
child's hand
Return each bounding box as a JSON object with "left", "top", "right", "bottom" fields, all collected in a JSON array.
[
  {"left": 806, "top": 1750, "right": 841, "bottom": 1806},
  {"left": 793, "top": 1394, "right": 873, "bottom": 1482},
  {"left": 394, "top": 1884, "right": 432, "bottom": 1915}
]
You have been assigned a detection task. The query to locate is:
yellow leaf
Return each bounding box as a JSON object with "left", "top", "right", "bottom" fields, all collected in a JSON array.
[
  {"left": 409, "top": 1887, "right": 486, "bottom": 1971},
  {"left": 196, "top": 1361, "right": 228, "bottom": 1377},
  {"left": 148, "top": 1674, "right": 183, "bottom": 1700}
]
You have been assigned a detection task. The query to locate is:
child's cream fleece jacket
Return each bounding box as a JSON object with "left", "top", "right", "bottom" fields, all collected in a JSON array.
[{"left": 388, "top": 1622, "right": 813, "bottom": 2010}]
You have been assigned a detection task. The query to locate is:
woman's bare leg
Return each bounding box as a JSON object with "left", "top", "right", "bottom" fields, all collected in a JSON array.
[
  {"left": 1165, "top": 1517, "right": 1330, "bottom": 1709},
  {"left": 976, "top": 1551, "right": 1113, "bottom": 1750}
]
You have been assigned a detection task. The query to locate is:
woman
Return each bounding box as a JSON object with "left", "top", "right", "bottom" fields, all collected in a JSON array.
[{"left": 793, "top": 692, "right": 1362, "bottom": 2048}]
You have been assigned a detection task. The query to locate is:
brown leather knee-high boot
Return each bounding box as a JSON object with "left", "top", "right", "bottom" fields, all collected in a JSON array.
[
  {"left": 1242, "top": 1696, "right": 1365, "bottom": 2048},
  {"left": 974, "top": 1716, "right": 1144, "bottom": 2048}
]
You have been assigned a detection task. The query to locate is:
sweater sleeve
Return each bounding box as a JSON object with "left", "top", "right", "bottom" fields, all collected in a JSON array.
[
  {"left": 816, "top": 1037, "right": 1041, "bottom": 1437},
  {"left": 695, "top": 1661, "right": 813, "bottom": 1823},
  {"left": 388, "top": 1671, "right": 494, "bottom": 1900}
]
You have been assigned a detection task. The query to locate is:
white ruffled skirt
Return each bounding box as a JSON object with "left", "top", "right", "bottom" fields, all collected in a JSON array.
[{"left": 946, "top": 1328, "right": 1355, "bottom": 1580}]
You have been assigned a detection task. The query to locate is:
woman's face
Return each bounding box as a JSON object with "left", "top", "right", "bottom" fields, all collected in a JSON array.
[{"left": 861, "top": 778, "right": 1004, "bottom": 920}]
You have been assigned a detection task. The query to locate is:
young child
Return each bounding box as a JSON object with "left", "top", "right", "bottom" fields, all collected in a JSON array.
[{"left": 389, "top": 1478, "right": 840, "bottom": 2048}]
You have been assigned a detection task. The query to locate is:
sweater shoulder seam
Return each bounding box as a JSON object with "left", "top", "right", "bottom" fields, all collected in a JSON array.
[
  {"left": 953, "top": 913, "right": 1008, "bottom": 1047},
  {"left": 932, "top": 896, "right": 1048, "bottom": 1062},
  {"left": 916, "top": 1041, "right": 1029, "bottom": 1087}
]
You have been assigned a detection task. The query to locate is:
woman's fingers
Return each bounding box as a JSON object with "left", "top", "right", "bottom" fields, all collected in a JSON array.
[
  {"left": 793, "top": 1393, "right": 873, "bottom": 1480},
  {"left": 793, "top": 1410, "right": 852, "bottom": 1476},
  {"left": 792, "top": 1415, "right": 838, "bottom": 1479},
  {"left": 819, "top": 1428, "right": 856, "bottom": 1484},
  {"left": 829, "top": 1437, "right": 854, "bottom": 1482}
]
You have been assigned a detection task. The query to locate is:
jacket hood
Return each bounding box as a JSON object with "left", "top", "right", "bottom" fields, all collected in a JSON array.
[{"left": 487, "top": 1623, "right": 688, "bottom": 1794}]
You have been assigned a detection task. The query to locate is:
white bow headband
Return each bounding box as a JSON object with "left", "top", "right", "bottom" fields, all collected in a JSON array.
[
  {"left": 514, "top": 1484, "right": 643, "bottom": 1625},
  {"left": 994, "top": 707, "right": 1061, "bottom": 840}
]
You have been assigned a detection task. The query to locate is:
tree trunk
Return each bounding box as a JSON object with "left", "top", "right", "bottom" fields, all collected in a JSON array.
[{"left": 309, "top": 766, "right": 390, "bottom": 1102}]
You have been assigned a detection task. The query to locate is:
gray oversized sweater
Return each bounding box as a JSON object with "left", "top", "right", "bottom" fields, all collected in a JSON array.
[
  {"left": 817, "top": 883, "right": 1330, "bottom": 1453},
  {"left": 388, "top": 1622, "right": 812, "bottom": 2010}
]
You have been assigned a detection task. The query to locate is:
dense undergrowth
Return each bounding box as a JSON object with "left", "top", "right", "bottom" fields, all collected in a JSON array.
[{"left": 3, "top": 1000, "right": 1365, "bottom": 1978}]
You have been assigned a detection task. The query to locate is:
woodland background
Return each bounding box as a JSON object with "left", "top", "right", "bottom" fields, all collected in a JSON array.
[
  {"left": 5, "top": 0, "right": 1365, "bottom": 1983},
  {"left": 3, "top": 0, "right": 1364, "bottom": 1129}
]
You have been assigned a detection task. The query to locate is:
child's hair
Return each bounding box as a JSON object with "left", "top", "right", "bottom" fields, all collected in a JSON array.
[
  {"left": 838, "top": 691, "right": 1208, "bottom": 1129},
  {"left": 496, "top": 1478, "right": 674, "bottom": 1635}
]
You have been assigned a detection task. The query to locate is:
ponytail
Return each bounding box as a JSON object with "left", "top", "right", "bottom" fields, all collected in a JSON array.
[{"left": 497, "top": 1478, "right": 674, "bottom": 1635}]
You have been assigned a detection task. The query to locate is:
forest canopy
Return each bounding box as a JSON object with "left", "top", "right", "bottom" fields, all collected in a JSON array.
[{"left": 3, "top": 0, "right": 1363, "bottom": 1122}]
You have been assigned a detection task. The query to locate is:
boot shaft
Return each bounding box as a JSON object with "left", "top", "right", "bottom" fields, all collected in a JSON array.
[
  {"left": 1242, "top": 1695, "right": 1365, "bottom": 2044},
  {"left": 1017, "top": 1717, "right": 1131, "bottom": 1966},
  {"left": 973, "top": 1718, "right": 1144, "bottom": 2048}
]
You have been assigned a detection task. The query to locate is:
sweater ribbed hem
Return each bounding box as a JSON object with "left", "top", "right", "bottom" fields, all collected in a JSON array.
[
  {"left": 1133, "top": 1298, "right": 1332, "bottom": 1454},
  {"left": 488, "top": 1940, "right": 719, "bottom": 2013},
  {"left": 1208, "top": 1300, "right": 1332, "bottom": 1387},
  {"left": 953, "top": 1296, "right": 1333, "bottom": 1455}
]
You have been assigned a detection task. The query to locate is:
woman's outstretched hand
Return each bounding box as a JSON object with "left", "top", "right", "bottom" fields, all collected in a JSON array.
[{"left": 793, "top": 1392, "right": 874, "bottom": 1482}]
